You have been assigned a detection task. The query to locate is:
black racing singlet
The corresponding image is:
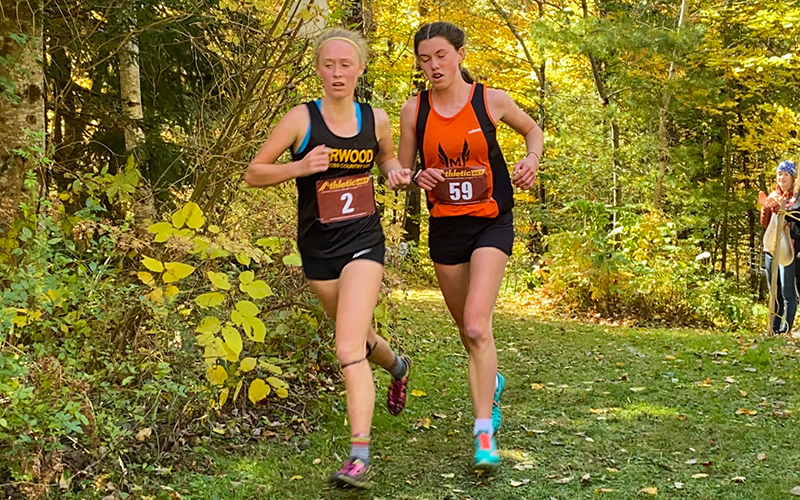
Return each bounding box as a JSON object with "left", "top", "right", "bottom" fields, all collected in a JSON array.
[{"left": 291, "top": 101, "right": 384, "bottom": 258}]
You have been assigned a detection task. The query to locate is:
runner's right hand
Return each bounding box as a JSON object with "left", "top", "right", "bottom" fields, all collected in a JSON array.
[
  {"left": 414, "top": 169, "right": 445, "bottom": 191},
  {"left": 300, "top": 145, "right": 331, "bottom": 176}
]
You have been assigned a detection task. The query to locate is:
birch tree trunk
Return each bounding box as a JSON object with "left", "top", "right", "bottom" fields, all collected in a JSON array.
[
  {"left": 119, "top": 36, "right": 155, "bottom": 222},
  {"left": 0, "top": 0, "right": 44, "bottom": 230}
]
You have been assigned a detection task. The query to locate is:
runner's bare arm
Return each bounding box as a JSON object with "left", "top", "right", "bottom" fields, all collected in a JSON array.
[
  {"left": 398, "top": 97, "right": 443, "bottom": 190},
  {"left": 245, "top": 106, "right": 330, "bottom": 187},
  {"left": 486, "top": 89, "right": 543, "bottom": 190},
  {"left": 373, "top": 108, "right": 411, "bottom": 189}
]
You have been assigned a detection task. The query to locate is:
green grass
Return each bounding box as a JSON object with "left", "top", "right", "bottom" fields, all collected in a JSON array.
[{"left": 74, "top": 289, "right": 800, "bottom": 499}]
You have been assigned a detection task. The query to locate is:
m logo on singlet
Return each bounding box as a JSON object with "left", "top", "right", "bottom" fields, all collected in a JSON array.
[{"left": 438, "top": 140, "right": 470, "bottom": 168}]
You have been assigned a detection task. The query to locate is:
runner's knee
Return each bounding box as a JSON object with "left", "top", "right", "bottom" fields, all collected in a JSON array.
[
  {"left": 336, "top": 342, "right": 367, "bottom": 365},
  {"left": 463, "top": 323, "right": 492, "bottom": 347}
]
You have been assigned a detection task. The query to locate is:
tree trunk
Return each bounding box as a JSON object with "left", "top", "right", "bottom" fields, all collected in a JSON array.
[
  {"left": 583, "top": 0, "right": 622, "bottom": 229},
  {"left": 120, "top": 37, "right": 145, "bottom": 153},
  {"left": 0, "top": 0, "right": 44, "bottom": 230},
  {"left": 119, "top": 35, "right": 155, "bottom": 222},
  {"left": 653, "top": 0, "right": 689, "bottom": 209},
  {"left": 720, "top": 129, "right": 731, "bottom": 273}
]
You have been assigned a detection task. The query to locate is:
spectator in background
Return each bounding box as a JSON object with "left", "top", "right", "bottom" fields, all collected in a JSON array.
[{"left": 760, "top": 160, "right": 797, "bottom": 335}]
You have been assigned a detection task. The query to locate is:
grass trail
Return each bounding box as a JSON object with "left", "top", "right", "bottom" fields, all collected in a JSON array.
[{"left": 165, "top": 289, "right": 800, "bottom": 500}]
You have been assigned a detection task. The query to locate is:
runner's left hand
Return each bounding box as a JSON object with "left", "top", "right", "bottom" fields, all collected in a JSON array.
[{"left": 512, "top": 155, "right": 539, "bottom": 190}]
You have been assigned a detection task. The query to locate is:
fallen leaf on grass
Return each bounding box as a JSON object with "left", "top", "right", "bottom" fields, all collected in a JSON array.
[
  {"left": 411, "top": 390, "right": 426, "bottom": 397},
  {"left": 665, "top": 355, "right": 676, "bottom": 360},
  {"left": 589, "top": 408, "right": 607, "bottom": 414},
  {"left": 595, "top": 488, "right": 615, "bottom": 493},
  {"left": 513, "top": 462, "right": 535, "bottom": 471},
  {"left": 510, "top": 479, "right": 530, "bottom": 487},
  {"left": 432, "top": 413, "right": 447, "bottom": 419},
  {"left": 696, "top": 378, "right": 713, "bottom": 387},
  {"left": 581, "top": 473, "right": 591, "bottom": 481},
  {"left": 639, "top": 486, "right": 658, "bottom": 494},
  {"left": 731, "top": 476, "right": 745, "bottom": 483},
  {"left": 692, "top": 473, "right": 709, "bottom": 479},
  {"left": 757, "top": 453, "right": 766, "bottom": 461},
  {"left": 414, "top": 417, "right": 431, "bottom": 429},
  {"left": 289, "top": 475, "right": 302, "bottom": 480},
  {"left": 685, "top": 459, "right": 697, "bottom": 465},
  {"left": 531, "top": 383, "right": 545, "bottom": 390},
  {"left": 735, "top": 408, "right": 758, "bottom": 416},
  {"left": 791, "top": 486, "right": 800, "bottom": 496},
  {"left": 554, "top": 476, "right": 572, "bottom": 484},
  {"left": 674, "top": 482, "right": 684, "bottom": 489},
  {"left": 135, "top": 428, "right": 152, "bottom": 442},
  {"left": 606, "top": 467, "right": 619, "bottom": 473},
  {"left": 441, "top": 473, "right": 455, "bottom": 478},
  {"left": 630, "top": 387, "right": 646, "bottom": 392},
  {"left": 740, "top": 390, "right": 748, "bottom": 396}
]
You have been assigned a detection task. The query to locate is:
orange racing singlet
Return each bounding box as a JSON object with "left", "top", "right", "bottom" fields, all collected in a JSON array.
[{"left": 414, "top": 83, "right": 513, "bottom": 218}]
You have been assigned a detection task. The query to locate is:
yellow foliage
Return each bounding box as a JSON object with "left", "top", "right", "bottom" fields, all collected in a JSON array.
[
  {"left": 208, "top": 365, "right": 228, "bottom": 386},
  {"left": 172, "top": 202, "right": 205, "bottom": 229},
  {"left": 240, "top": 357, "right": 257, "bottom": 372},
  {"left": 207, "top": 271, "right": 232, "bottom": 290},
  {"left": 222, "top": 326, "right": 243, "bottom": 358},
  {"left": 162, "top": 262, "right": 195, "bottom": 283},
  {"left": 248, "top": 378, "right": 270, "bottom": 403},
  {"left": 195, "top": 292, "right": 225, "bottom": 308},
  {"left": 141, "top": 256, "right": 164, "bottom": 273}
]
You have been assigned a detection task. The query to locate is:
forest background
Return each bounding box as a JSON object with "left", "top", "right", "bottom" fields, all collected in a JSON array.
[{"left": 1, "top": 0, "right": 799, "bottom": 498}]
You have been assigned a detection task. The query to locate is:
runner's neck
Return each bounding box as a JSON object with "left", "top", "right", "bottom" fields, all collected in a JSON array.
[
  {"left": 430, "top": 81, "right": 473, "bottom": 118},
  {"left": 319, "top": 96, "right": 358, "bottom": 136}
]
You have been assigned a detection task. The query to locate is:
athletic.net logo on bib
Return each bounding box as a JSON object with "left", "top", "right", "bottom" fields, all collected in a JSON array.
[
  {"left": 316, "top": 172, "right": 376, "bottom": 223},
  {"left": 432, "top": 141, "right": 489, "bottom": 205}
]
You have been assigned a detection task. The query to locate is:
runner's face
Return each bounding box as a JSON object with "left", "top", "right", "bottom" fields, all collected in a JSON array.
[
  {"left": 416, "top": 37, "right": 465, "bottom": 88},
  {"left": 777, "top": 171, "right": 794, "bottom": 192},
  {"left": 316, "top": 40, "right": 364, "bottom": 97}
]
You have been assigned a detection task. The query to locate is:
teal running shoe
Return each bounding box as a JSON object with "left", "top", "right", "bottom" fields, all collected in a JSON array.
[
  {"left": 473, "top": 431, "right": 500, "bottom": 471},
  {"left": 492, "top": 372, "right": 505, "bottom": 433}
]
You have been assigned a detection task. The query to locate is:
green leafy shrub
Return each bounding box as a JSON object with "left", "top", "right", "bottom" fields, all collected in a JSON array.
[{"left": 539, "top": 202, "right": 759, "bottom": 330}]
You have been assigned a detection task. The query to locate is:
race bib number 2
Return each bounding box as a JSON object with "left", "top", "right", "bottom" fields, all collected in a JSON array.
[
  {"left": 315, "top": 172, "right": 376, "bottom": 224},
  {"left": 432, "top": 167, "right": 490, "bottom": 205}
]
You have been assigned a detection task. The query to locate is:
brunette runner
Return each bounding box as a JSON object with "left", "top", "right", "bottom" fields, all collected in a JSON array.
[
  {"left": 397, "top": 21, "right": 543, "bottom": 472},
  {"left": 245, "top": 28, "right": 413, "bottom": 489}
]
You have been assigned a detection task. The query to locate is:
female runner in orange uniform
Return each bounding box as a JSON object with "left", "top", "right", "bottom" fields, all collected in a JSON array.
[{"left": 397, "top": 21, "right": 543, "bottom": 471}]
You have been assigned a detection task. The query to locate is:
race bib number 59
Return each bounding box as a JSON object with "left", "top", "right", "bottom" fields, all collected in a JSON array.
[
  {"left": 432, "top": 167, "right": 490, "bottom": 205},
  {"left": 316, "top": 172, "right": 376, "bottom": 224}
]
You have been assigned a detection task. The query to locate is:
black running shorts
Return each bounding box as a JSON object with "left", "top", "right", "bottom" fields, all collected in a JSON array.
[
  {"left": 428, "top": 211, "right": 514, "bottom": 265},
  {"left": 301, "top": 243, "right": 385, "bottom": 281}
]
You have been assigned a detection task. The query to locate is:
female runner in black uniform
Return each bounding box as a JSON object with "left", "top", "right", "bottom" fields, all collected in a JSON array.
[
  {"left": 245, "top": 28, "right": 412, "bottom": 489},
  {"left": 397, "top": 22, "right": 543, "bottom": 472}
]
